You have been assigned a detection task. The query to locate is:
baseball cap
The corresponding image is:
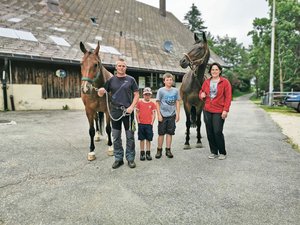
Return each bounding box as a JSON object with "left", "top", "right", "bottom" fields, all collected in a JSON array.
[{"left": 143, "top": 87, "right": 152, "bottom": 95}]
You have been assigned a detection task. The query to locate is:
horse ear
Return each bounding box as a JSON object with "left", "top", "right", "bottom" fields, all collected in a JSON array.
[
  {"left": 80, "top": 42, "right": 87, "bottom": 53},
  {"left": 202, "top": 32, "right": 207, "bottom": 43},
  {"left": 94, "top": 41, "right": 100, "bottom": 55},
  {"left": 194, "top": 33, "right": 200, "bottom": 43}
]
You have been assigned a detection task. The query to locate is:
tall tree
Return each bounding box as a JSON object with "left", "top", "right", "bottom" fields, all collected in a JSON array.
[
  {"left": 248, "top": 0, "right": 300, "bottom": 93},
  {"left": 184, "top": 3, "right": 207, "bottom": 33},
  {"left": 209, "top": 36, "right": 251, "bottom": 92}
]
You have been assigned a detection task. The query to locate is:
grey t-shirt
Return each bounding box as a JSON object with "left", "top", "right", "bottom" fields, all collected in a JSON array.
[
  {"left": 156, "top": 87, "right": 180, "bottom": 117},
  {"left": 210, "top": 80, "right": 218, "bottom": 99}
]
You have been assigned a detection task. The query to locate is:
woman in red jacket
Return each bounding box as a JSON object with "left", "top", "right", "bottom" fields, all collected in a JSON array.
[{"left": 199, "top": 62, "right": 232, "bottom": 160}]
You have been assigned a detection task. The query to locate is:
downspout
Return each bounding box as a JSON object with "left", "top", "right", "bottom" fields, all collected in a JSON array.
[
  {"left": 2, "top": 58, "right": 8, "bottom": 111},
  {"left": 9, "top": 60, "right": 15, "bottom": 111}
]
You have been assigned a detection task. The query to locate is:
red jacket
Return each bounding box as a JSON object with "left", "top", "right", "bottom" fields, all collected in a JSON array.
[{"left": 199, "top": 76, "right": 232, "bottom": 113}]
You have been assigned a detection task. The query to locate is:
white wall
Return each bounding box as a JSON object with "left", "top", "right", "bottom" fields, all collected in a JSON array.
[{"left": 0, "top": 84, "right": 85, "bottom": 111}]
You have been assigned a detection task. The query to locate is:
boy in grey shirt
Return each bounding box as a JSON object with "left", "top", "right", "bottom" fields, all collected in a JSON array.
[{"left": 155, "top": 73, "right": 180, "bottom": 158}]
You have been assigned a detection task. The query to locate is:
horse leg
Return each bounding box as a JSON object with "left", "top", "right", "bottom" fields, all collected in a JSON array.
[
  {"left": 87, "top": 112, "right": 96, "bottom": 161},
  {"left": 94, "top": 113, "right": 100, "bottom": 142},
  {"left": 195, "top": 112, "right": 203, "bottom": 148},
  {"left": 105, "top": 112, "right": 114, "bottom": 156},
  {"left": 184, "top": 112, "right": 191, "bottom": 149}
]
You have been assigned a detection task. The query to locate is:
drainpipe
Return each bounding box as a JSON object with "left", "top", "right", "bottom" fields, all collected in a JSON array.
[
  {"left": 9, "top": 60, "right": 15, "bottom": 111},
  {"left": 2, "top": 58, "right": 8, "bottom": 111}
]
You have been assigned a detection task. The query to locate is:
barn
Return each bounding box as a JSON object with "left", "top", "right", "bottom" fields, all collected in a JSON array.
[{"left": 0, "top": 0, "right": 225, "bottom": 110}]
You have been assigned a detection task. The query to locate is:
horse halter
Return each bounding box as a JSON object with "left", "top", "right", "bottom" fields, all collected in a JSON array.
[
  {"left": 183, "top": 47, "right": 209, "bottom": 72},
  {"left": 81, "top": 56, "right": 103, "bottom": 93}
]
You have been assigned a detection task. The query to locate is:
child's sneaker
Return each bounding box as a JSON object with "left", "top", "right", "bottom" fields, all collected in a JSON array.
[
  {"left": 140, "top": 151, "right": 145, "bottom": 161},
  {"left": 155, "top": 148, "right": 162, "bottom": 159},
  {"left": 165, "top": 148, "right": 173, "bottom": 158},
  {"left": 146, "top": 151, "right": 152, "bottom": 160}
]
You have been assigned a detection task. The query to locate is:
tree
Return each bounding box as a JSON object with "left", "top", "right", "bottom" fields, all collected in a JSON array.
[
  {"left": 184, "top": 3, "right": 207, "bottom": 33},
  {"left": 209, "top": 36, "right": 252, "bottom": 92},
  {"left": 248, "top": 0, "right": 300, "bottom": 93}
]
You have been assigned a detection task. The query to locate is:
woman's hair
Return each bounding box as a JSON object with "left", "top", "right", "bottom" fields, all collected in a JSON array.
[{"left": 208, "top": 62, "right": 222, "bottom": 75}]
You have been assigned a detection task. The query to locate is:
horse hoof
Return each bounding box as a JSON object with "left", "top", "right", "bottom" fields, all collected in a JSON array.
[
  {"left": 107, "top": 146, "right": 114, "bottom": 156},
  {"left": 94, "top": 132, "right": 101, "bottom": 142},
  {"left": 87, "top": 152, "right": 96, "bottom": 161},
  {"left": 195, "top": 143, "right": 203, "bottom": 148},
  {"left": 183, "top": 145, "right": 191, "bottom": 150}
]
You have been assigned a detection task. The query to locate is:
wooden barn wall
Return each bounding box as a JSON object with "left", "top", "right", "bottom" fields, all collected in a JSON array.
[{"left": 10, "top": 61, "right": 81, "bottom": 99}]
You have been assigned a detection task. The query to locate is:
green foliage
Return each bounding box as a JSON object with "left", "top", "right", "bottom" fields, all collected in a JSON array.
[
  {"left": 184, "top": 3, "right": 207, "bottom": 33},
  {"left": 209, "top": 36, "right": 252, "bottom": 93},
  {"left": 248, "top": 0, "right": 300, "bottom": 93},
  {"left": 62, "top": 105, "right": 69, "bottom": 110}
]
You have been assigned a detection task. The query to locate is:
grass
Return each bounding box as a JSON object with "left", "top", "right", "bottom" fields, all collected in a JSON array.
[{"left": 250, "top": 95, "right": 300, "bottom": 116}]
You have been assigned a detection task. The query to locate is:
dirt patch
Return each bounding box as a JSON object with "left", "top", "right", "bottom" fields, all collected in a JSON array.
[{"left": 269, "top": 112, "right": 300, "bottom": 150}]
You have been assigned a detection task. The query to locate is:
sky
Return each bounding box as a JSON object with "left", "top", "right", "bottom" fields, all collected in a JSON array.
[{"left": 137, "top": 0, "right": 270, "bottom": 47}]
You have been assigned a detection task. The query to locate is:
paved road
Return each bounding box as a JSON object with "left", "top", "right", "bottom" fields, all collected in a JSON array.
[{"left": 0, "top": 95, "right": 299, "bottom": 225}]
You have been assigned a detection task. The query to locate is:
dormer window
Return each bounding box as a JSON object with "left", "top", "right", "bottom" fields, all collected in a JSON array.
[{"left": 47, "top": 0, "right": 62, "bottom": 14}]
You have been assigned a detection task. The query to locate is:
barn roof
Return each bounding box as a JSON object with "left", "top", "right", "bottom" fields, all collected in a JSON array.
[{"left": 0, "top": 0, "right": 226, "bottom": 73}]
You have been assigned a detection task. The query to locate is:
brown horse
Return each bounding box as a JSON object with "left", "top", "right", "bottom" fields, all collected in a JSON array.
[
  {"left": 80, "top": 41, "right": 113, "bottom": 160},
  {"left": 179, "top": 32, "right": 210, "bottom": 149}
]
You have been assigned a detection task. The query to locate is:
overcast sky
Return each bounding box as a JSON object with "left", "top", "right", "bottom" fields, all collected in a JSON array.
[{"left": 137, "top": 0, "right": 270, "bottom": 47}]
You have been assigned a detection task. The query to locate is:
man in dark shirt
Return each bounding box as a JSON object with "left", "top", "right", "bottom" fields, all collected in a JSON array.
[{"left": 98, "top": 59, "right": 139, "bottom": 169}]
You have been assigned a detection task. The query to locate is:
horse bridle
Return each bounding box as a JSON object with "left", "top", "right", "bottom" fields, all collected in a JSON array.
[
  {"left": 81, "top": 56, "right": 105, "bottom": 92},
  {"left": 183, "top": 47, "right": 209, "bottom": 72}
]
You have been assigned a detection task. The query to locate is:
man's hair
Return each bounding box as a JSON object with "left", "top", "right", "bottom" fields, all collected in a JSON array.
[
  {"left": 116, "top": 58, "right": 127, "bottom": 65},
  {"left": 162, "top": 72, "right": 174, "bottom": 81}
]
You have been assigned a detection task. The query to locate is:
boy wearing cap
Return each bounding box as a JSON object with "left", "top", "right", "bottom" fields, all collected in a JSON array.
[{"left": 136, "top": 87, "right": 157, "bottom": 161}]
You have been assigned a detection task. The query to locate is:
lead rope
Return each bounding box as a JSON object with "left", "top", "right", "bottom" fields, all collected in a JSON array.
[{"left": 104, "top": 91, "right": 130, "bottom": 121}]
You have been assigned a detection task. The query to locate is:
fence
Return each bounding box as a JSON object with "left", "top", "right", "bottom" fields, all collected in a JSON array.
[{"left": 261, "top": 91, "right": 300, "bottom": 106}]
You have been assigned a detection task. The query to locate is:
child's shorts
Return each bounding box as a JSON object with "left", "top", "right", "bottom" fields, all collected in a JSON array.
[
  {"left": 158, "top": 115, "right": 176, "bottom": 135},
  {"left": 138, "top": 124, "right": 154, "bottom": 141}
]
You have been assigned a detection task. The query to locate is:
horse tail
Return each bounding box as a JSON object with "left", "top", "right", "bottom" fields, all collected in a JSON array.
[
  {"left": 190, "top": 106, "right": 196, "bottom": 128},
  {"left": 98, "top": 112, "right": 104, "bottom": 135}
]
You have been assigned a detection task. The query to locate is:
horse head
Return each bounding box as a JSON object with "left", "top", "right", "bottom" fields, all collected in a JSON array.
[
  {"left": 80, "top": 41, "right": 103, "bottom": 94},
  {"left": 180, "top": 32, "right": 209, "bottom": 71}
]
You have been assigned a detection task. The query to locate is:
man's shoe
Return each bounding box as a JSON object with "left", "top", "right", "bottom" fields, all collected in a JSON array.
[
  {"left": 140, "top": 151, "right": 146, "bottom": 161},
  {"left": 146, "top": 151, "right": 152, "bottom": 161},
  {"left": 128, "top": 161, "right": 136, "bottom": 168},
  {"left": 218, "top": 154, "right": 226, "bottom": 160},
  {"left": 208, "top": 154, "right": 218, "bottom": 159},
  {"left": 112, "top": 160, "right": 124, "bottom": 169},
  {"left": 165, "top": 148, "right": 173, "bottom": 158},
  {"left": 155, "top": 148, "right": 162, "bottom": 159}
]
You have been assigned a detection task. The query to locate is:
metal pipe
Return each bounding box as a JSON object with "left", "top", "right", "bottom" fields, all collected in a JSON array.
[
  {"left": 268, "top": 0, "right": 276, "bottom": 106},
  {"left": 2, "top": 58, "right": 8, "bottom": 111}
]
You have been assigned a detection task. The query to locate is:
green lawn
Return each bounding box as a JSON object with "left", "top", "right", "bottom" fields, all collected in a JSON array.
[{"left": 250, "top": 95, "right": 300, "bottom": 116}]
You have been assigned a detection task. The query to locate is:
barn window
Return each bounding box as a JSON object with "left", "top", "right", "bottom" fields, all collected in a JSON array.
[
  {"left": 49, "top": 35, "right": 71, "bottom": 47},
  {"left": 47, "top": 0, "right": 62, "bottom": 14},
  {"left": 0, "top": 27, "right": 38, "bottom": 42}
]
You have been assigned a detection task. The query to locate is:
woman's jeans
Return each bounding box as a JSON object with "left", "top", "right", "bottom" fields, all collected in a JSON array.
[{"left": 203, "top": 110, "right": 226, "bottom": 155}]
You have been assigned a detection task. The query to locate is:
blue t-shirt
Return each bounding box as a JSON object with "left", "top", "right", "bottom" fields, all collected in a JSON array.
[
  {"left": 156, "top": 87, "right": 180, "bottom": 117},
  {"left": 105, "top": 75, "right": 138, "bottom": 107}
]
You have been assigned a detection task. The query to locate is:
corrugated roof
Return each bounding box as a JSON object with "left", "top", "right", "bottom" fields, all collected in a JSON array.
[{"left": 0, "top": 0, "right": 226, "bottom": 73}]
